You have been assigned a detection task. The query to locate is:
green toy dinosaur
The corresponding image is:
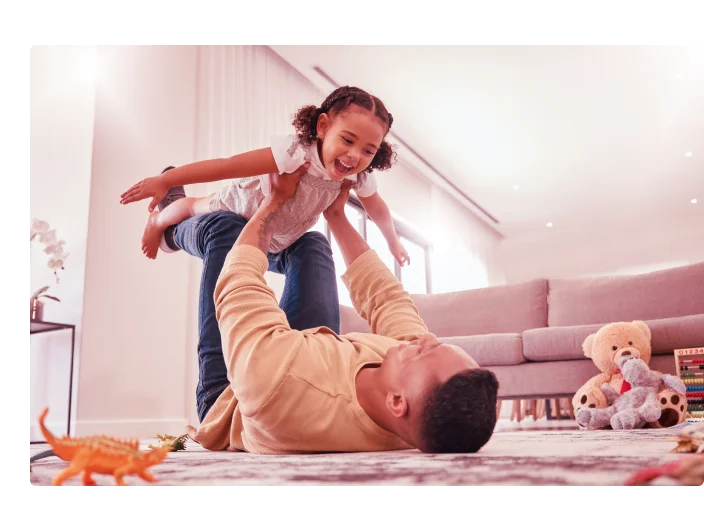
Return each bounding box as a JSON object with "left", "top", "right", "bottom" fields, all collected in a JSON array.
[{"left": 147, "top": 433, "right": 189, "bottom": 452}]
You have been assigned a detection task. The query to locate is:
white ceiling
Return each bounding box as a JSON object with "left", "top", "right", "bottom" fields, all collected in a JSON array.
[{"left": 270, "top": 46, "right": 704, "bottom": 239}]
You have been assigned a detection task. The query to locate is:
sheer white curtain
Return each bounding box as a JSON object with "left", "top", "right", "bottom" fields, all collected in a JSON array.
[
  {"left": 189, "top": 45, "right": 326, "bottom": 293},
  {"left": 194, "top": 46, "right": 324, "bottom": 195},
  {"left": 184, "top": 46, "right": 324, "bottom": 424}
]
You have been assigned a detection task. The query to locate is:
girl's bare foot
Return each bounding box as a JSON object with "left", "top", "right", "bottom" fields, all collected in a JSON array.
[{"left": 142, "top": 211, "right": 166, "bottom": 259}]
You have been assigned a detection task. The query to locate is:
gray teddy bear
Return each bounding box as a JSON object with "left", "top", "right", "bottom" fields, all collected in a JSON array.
[{"left": 576, "top": 355, "right": 686, "bottom": 430}]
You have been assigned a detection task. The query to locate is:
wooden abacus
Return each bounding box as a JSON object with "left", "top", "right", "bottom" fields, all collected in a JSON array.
[{"left": 674, "top": 347, "right": 704, "bottom": 422}]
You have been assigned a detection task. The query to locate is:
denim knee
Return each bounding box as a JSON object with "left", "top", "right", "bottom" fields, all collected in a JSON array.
[
  {"left": 288, "top": 231, "right": 334, "bottom": 261},
  {"left": 199, "top": 212, "right": 248, "bottom": 252}
]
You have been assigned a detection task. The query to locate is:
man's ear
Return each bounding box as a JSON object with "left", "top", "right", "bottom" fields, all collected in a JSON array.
[{"left": 385, "top": 392, "right": 408, "bottom": 419}]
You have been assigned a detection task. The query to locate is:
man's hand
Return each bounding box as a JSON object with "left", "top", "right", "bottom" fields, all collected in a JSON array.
[
  {"left": 235, "top": 163, "right": 309, "bottom": 254},
  {"left": 264, "top": 162, "right": 309, "bottom": 205},
  {"left": 389, "top": 239, "right": 410, "bottom": 267},
  {"left": 120, "top": 176, "right": 170, "bottom": 212},
  {"left": 324, "top": 181, "right": 371, "bottom": 269},
  {"left": 324, "top": 180, "right": 354, "bottom": 221}
]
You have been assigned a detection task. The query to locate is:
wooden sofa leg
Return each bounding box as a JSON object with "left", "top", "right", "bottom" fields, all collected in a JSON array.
[
  {"left": 512, "top": 400, "right": 523, "bottom": 422},
  {"left": 536, "top": 399, "right": 545, "bottom": 420},
  {"left": 566, "top": 398, "right": 575, "bottom": 419}
]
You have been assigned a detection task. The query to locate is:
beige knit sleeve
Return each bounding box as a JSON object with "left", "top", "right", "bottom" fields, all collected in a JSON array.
[
  {"left": 342, "top": 249, "right": 428, "bottom": 342},
  {"left": 214, "top": 245, "right": 307, "bottom": 416}
]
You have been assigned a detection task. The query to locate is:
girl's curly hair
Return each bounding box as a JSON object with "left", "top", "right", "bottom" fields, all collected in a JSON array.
[{"left": 292, "top": 86, "right": 397, "bottom": 173}]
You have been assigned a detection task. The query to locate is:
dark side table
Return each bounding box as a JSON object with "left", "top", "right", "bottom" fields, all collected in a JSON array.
[{"left": 30, "top": 320, "right": 76, "bottom": 443}]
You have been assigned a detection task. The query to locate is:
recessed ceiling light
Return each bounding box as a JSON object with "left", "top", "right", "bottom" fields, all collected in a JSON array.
[
  {"left": 546, "top": 222, "right": 553, "bottom": 228},
  {"left": 676, "top": 73, "right": 685, "bottom": 79},
  {"left": 685, "top": 151, "right": 693, "bottom": 157},
  {"left": 692, "top": 198, "right": 698, "bottom": 204},
  {"left": 512, "top": 184, "right": 520, "bottom": 191}
]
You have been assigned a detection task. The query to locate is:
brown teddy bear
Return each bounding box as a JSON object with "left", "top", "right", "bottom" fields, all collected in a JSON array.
[{"left": 572, "top": 320, "right": 688, "bottom": 429}]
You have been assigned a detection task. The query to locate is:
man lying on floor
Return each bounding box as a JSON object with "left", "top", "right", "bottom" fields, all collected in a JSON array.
[{"left": 187, "top": 165, "right": 499, "bottom": 454}]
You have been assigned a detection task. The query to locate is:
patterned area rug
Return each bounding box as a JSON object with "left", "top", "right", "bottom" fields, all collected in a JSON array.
[{"left": 29, "top": 421, "right": 695, "bottom": 486}]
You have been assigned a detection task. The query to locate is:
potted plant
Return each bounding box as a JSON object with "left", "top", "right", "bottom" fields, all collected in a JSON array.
[
  {"left": 30, "top": 286, "right": 60, "bottom": 321},
  {"left": 30, "top": 218, "right": 69, "bottom": 321}
]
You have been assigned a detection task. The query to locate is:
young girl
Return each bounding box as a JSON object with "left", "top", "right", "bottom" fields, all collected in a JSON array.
[{"left": 120, "top": 86, "right": 410, "bottom": 266}]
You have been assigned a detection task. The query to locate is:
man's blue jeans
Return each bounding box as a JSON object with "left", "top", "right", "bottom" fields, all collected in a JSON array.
[{"left": 172, "top": 211, "right": 340, "bottom": 421}]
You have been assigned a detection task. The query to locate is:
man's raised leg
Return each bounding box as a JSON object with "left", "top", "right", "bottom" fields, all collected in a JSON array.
[
  {"left": 172, "top": 211, "right": 248, "bottom": 421},
  {"left": 269, "top": 231, "right": 341, "bottom": 333}
]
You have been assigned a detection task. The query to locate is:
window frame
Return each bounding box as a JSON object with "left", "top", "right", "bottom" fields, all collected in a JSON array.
[{"left": 321, "top": 195, "right": 433, "bottom": 294}]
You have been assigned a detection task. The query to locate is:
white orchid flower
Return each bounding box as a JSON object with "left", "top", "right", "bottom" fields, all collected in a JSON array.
[
  {"left": 48, "top": 258, "right": 64, "bottom": 270},
  {"left": 44, "top": 240, "right": 66, "bottom": 256},
  {"left": 38, "top": 229, "right": 57, "bottom": 245},
  {"left": 31, "top": 219, "right": 68, "bottom": 284},
  {"left": 32, "top": 218, "right": 50, "bottom": 233},
  {"left": 31, "top": 219, "right": 49, "bottom": 240}
]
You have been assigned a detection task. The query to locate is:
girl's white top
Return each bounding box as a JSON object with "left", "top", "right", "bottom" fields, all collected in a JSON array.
[{"left": 209, "top": 134, "right": 377, "bottom": 253}]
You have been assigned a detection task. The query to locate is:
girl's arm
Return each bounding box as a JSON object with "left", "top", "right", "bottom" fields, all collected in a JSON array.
[
  {"left": 357, "top": 192, "right": 410, "bottom": 267},
  {"left": 120, "top": 147, "right": 279, "bottom": 211}
]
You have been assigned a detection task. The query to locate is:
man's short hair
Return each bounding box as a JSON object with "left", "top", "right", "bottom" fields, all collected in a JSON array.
[{"left": 419, "top": 369, "right": 499, "bottom": 453}]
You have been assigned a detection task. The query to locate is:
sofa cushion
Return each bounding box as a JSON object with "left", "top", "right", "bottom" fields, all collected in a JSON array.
[
  {"left": 340, "top": 304, "right": 370, "bottom": 334},
  {"left": 409, "top": 279, "right": 548, "bottom": 337},
  {"left": 523, "top": 314, "right": 704, "bottom": 362},
  {"left": 548, "top": 262, "right": 704, "bottom": 327},
  {"left": 490, "top": 354, "right": 677, "bottom": 399},
  {"left": 341, "top": 306, "right": 526, "bottom": 367},
  {"left": 439, "top": 334, "right": 525, "bottom": 367}
]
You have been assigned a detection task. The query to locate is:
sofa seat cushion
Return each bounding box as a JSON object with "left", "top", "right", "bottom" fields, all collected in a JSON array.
[
  {"left": 490, "top": 355, "right": 678, "bottom": 399},
  {"left": 522, "top": 314, "right": 704, "bottom": 362},
  {"left": 439, "top": 334, "right": 525, "bottom": 367}
]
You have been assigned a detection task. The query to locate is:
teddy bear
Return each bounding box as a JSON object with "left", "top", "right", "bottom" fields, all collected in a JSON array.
[
  {"left": 576, "top": 355, "right": 686, "bottom": 430},
  {"left": 572, "top": 320, "right": 688, "bottom": 429}
]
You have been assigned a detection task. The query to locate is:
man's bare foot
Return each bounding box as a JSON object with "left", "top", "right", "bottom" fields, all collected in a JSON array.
[{"left": 142, "top": 211, "right": 166, "bottom": 259}]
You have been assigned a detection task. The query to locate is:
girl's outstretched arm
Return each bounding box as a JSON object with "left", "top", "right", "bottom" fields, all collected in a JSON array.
[
  {"left": 357, "top": 192, "right": 410, "bottom": 267},
  {"left": 120, "top": 147, "right": 278, "bottom": 211}
]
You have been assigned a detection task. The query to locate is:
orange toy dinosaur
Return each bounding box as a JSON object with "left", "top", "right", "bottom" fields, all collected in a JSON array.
[{"left": 36, "top": 407, "right": 170, "bottom": 486}]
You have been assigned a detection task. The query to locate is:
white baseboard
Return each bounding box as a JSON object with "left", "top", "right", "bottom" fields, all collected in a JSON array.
[
  {"left": 30, "top": 420, "right": 68, "bottom": 442},
  {"left": 30, "top": 418, "right": 189, "bottom": 442}
]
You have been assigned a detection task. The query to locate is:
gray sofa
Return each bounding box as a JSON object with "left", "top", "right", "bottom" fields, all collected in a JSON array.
[{"left": 340, "top": 261, "right": 704, "bottom": 400}]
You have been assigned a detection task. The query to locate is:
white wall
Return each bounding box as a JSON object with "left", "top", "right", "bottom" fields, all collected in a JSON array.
[
  {"left": 495, "top": 211, "right": 704, "bottom": 283},
  {"left": 77, "top": 46, "right": 198, "bottom": 436},
  {"left": 30, "top": 46, "right": 96, "bottom": 439}
]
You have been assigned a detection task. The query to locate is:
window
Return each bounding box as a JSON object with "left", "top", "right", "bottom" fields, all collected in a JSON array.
[
  {"left": 316, "top": 196, "right": 432, "bottom": 306},
  {"left": 328, "top": 205, "right": 364, "bottom": 307},
  {"left": 365, "top": 220, "right": 397, "bottom": 273},
  {"left": 398, "top": 237, "right": 429, "bottom": 294}
]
